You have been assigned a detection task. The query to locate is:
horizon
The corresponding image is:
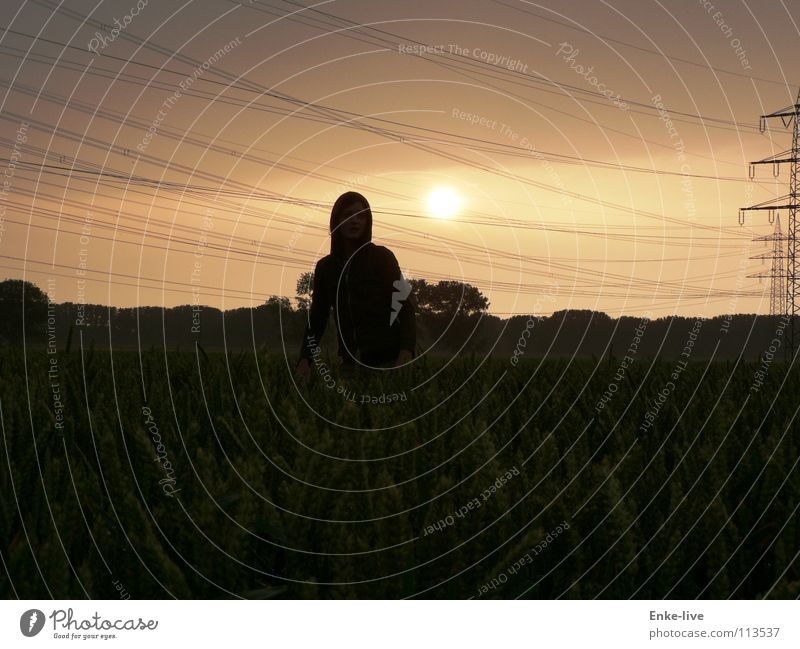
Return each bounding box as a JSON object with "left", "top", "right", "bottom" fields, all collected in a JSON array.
[
  {"left": 3, "top": 1, "right": 800, "bottom": 612},
  {"left": 9, "top": 275, "right": 795, "bottom": 323},
  {"left": 1, "top": 1, "right": 799, "bottom": 320}
]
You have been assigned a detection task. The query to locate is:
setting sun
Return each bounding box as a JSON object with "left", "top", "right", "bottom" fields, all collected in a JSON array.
[{"left": 427, "top": 186, "right": 462, "bottom": 219}]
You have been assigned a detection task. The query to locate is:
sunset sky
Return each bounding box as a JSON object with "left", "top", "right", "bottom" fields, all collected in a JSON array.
[{"left": 1, "top": 0, "right": 798, "bottom": 318}]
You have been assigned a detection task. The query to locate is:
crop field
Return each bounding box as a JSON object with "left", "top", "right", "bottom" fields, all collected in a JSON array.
[{"left": 1, "top": 347, "right": 798, "bottom": 599}]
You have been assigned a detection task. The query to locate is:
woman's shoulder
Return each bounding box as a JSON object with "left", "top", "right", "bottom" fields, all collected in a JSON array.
[
  {"left": 315, "top": 254, "right": 352, "bottom": 283},
  {"left": 368, "top": 243, "right": 397, "bottom": 261},
  {"left": 315, "top": 254, "right": 337, "bottom": 271}
]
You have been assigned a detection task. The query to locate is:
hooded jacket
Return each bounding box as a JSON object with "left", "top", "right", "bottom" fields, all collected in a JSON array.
[{"left": 298, "top": 191, "right": 416, "bottom": 365}]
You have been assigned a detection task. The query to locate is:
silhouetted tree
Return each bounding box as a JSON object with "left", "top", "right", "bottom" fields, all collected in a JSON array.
[
  {"left": 265, "top": 295, "right": 292, "bottom": 311},
  {"left": 409, "top": 279, "right": 489, "bottom": 318},
  {"left": 295, "top": 272, "right": 313, "bottom": 311},
  {"left": 0, "top": 279, "right": 49, "bottom": 345}
]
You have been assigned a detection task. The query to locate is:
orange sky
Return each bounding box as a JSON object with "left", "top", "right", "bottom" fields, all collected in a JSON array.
[{"left": 1, "top": 0, "right": 798, "bottom": 318}]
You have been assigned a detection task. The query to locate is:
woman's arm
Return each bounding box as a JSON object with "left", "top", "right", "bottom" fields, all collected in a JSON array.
[
  {"left": 298, "top": 259, "right": 332, "bottom": 362},
  {"left": 385, "top": 248, "right": 416, "bottom": 356},
  {"left": 397, "top": 289, "right": 417, "bottom": 356}
]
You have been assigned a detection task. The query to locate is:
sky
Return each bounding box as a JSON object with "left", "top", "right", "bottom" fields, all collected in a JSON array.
[{"left": 1, "top": 0, "right": 798, "bottom": 318}]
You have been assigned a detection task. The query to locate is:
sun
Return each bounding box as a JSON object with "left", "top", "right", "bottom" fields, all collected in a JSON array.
[{"left": 427, "top": 187, "right": 462, "bottom": 219}]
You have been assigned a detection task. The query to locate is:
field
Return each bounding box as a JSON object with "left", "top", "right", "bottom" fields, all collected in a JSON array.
[{"left": 1, "top": 346, "right": 798, "bottom": 599}]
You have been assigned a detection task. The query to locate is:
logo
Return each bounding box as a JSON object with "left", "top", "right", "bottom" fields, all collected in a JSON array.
[
  {"left": 390, "top": 270, "right": 412, "bottom": 326},
  {"left": 20, "top": 609, "right": 45, "bottom": 637}
]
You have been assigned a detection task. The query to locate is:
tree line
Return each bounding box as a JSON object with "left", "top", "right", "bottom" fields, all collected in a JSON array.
[{"left": 0, "top": 277, "right": 795, "bottom": 362}]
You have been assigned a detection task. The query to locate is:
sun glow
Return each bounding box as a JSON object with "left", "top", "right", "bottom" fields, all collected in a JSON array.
[{"left": 427, "top": 187, "right": 462, "bottom": 219}]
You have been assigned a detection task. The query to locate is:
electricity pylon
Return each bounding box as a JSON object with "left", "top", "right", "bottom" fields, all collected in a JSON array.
[
  {"left": 749, "top": 214, "right": 787, "bottom": 316},
  {"left": 740, "top": 88, "right": 800, "bottom": 357}
]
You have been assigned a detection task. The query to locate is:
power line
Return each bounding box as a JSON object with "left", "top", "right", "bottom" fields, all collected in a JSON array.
[
  {"left": 490, "top": 0, "right": 796, "bottom": 88},
  {"left": 0, "top": 41, "right": 774, "bottom": 185},
  {"left": 262, "top": 0, "right": 774, "bottom": 132},
  {"left": 2, "top": 168, "right": 760, "bottom": 303},
  {"left": 0, "top": 107, "right": 752, "bottom": 242},
  {"left": 0, "top": 5, "right": 771, "bottom": 314},
  {"left": 4, "top": 4, "right": 781, "bottom": 145},
  {"left": 0, "top": 23, "right": 780, "bottom": 230},
  {"left": 11, "top": 158, "right": 756, "bottom": 250}
]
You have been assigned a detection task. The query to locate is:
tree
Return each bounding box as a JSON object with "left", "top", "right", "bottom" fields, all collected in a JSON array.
[
  {"left": 0, "top": 279, "right": 49, "bottom": 345},
  {"left": 265, "top": 295, "right": 292, "bottom": 311},
  {"left": 295, "top": 272, "right": 313, "bottom": 311},
  {"left": 408, "top": 279, "right": 489, "bottom": 318}
]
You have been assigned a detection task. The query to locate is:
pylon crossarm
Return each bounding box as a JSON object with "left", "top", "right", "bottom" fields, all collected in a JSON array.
[
  {"left": 751, "top": 157, "right": 798, "bottom": 165},
  {"left": 762, "top": 109, "right": 798, "bottom": 120},
  {"left": 741, "top": 205, "right": 796, "bottom": 211}
]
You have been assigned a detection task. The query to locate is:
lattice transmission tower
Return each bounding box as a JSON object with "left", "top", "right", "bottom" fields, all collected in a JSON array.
[
  {"left": 740, "top": 88, "right": 800, "bottom": 356},
  {"left": 749, "top": 214, "right": 787, "bottom": 316}
]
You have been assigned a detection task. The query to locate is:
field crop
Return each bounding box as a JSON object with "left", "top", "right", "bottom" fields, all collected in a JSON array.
[{"left": 1, "top": 347, "right": 798, "bottom": 598}]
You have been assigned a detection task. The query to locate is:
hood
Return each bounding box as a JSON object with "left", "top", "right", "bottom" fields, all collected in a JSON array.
[{"left": 329, "top": 191, "right": 373, "bottom": 259}]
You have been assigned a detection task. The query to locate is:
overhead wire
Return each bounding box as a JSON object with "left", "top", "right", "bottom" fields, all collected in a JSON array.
[{"left": 0, "top": 3, "right": 775, "bottom": 314}]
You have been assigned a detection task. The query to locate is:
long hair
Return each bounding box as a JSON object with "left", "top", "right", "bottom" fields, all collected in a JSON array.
[{"left": 329, "top": 191, "right": 373, "bottom": 258}]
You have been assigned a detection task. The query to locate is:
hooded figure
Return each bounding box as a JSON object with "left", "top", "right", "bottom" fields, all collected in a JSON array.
[{"left": 296, "top": 191, "right": 416, "bottom": 373}]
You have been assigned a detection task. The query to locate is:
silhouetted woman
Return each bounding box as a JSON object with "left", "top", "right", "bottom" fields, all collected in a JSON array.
[{"left": 295, "top": 191, "right": 416, "bottom": 383}]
